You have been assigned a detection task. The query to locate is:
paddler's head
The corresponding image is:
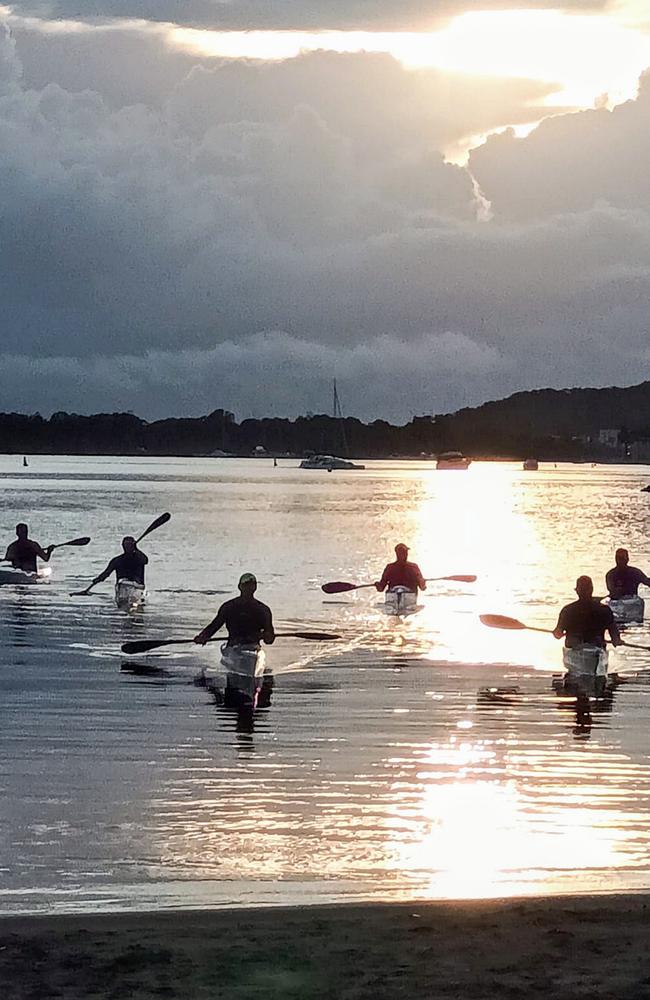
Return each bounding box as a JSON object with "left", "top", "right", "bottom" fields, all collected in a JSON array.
[
  {"left": 15, "top": 523, "right": 28, "bottom": 540},
  {"left": 615, "top": 548, "right": 629, "bottom": 567},
  {"left": 575, "top": 575, "right": 594, "bottom": 599},
  {"left": 238, "top": 572, "right": 257, "bottom": 598},
  {"left": 395, "top": 543, "right": 409, "bottom": 563},
  {"left": 122, "top": 536, "right": 136, "bottom": 553}
]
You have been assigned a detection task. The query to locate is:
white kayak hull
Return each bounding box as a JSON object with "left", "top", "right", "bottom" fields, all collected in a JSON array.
[
  {"left": 561, "top": 645, "right": 609, "bottom": 696},
  {"left": 0, "top": 567, "right": 50, "bottom": 585},
  {"left": 115, "top": 579, "right": 146, "bottom": 610},
  {"left": 383, "top": 586, "right": 421, "bottom": 617},
  {"left": 205, "top": 644, "right": 266, "bottom": 708},
  {"left": 606, "top": 595, "right": 644, "bottom": 623}
]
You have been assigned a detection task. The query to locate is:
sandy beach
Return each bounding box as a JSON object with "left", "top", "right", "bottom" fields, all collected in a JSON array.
[{"left": 2, "top": 894, "right": 650, "bottom": 999}]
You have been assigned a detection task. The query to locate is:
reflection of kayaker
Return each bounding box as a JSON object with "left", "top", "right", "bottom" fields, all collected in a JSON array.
[{"left": 553, "top": 575, "right": 621, "bottom": 697}]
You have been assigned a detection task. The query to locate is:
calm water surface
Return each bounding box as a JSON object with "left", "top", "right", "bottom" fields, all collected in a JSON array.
[{"left": 2, "top": 456, "right": 650, "bottom": 913}]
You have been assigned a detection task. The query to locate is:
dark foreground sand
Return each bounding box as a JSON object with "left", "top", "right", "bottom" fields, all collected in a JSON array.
[{"left": 2, "top": 895, "right": 650, "bottom": 999}]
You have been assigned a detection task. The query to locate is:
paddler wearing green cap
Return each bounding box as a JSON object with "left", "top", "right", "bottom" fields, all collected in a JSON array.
[{"left": 193, "top": 573, "right": 275, "bottom": 647}]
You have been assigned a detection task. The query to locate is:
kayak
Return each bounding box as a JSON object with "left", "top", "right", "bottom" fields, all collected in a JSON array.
[
  {"left": 382, "top": 586, "right": 421, "bottom": 617},
  {"left": 0, "top": 566, "right": 50, "bottom": 585},
  {"left": 204, "top": 643, "right": 266, "bottom": 709},
  {"left": 115, "top": 579, "right": 146, "bottom": 610},
  {"left": 561, "top": 644, "right": 609, "bottom": 697},
  {"left": 606, "top": 595, "right": 644, "bottom": 624}
]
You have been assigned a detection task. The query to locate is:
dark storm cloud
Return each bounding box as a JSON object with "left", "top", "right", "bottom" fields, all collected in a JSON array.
[
  {"left": 1, "top": 16, "right": 650, "bottom": 420},
  {"left": 7, "top": 0, "right": 608, "bottom": 32}
]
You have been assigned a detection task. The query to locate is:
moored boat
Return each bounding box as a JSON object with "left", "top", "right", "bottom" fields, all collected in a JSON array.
[
  {"left": 383, "top": 585, "right": 420, "bottom": 617},
  {"left": 605, "top": 595, "right": 644, "bottom": 624},
  {"left": 436, "top": 451, "right": 471, "bottom": 470},
  {"left": 0, "top": 566, "right": 50, "bottom": 585},
  {"left": 300, "top": 454, "right": 365, "bottom": 470},
  {"left": 523, "top": 458, "right": 539, "bottom": 471},
  {"left": 115, "top": 578, "right": 146, "bottom": 610}
]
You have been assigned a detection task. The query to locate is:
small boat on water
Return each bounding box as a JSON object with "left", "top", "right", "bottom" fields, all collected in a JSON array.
[
  {"left": 115, "top": 579, "right": 146, "bottom": 610},
  {"left": 523, "top": 458, "right": 539, "bottom": 471},
  {"left": 382, "top": 585, "right": 421, "bottom": 617},
  {"left": 436, "top": 451, "right": 471, "bottom": 470},
  {"left": 605, "top": 595, "right": 645, "bottom": 624},
  {"left": 300, "top": 454, "right": 365, "bottom": 470},
  {"left": 0, "top": 566, "right": 50, "bottom": 586}
]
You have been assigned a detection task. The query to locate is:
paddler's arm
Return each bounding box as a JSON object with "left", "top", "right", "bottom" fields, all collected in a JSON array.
[
  {"left": 193, "top": 606, "right": 226, "bottom": 645},
  {"left": 606, "top": 612, "right": 622, "bottom": 647},
  {"left": 605, "top": 569, "right": 616, "bottom": 596},
  {"left": 87, "top": 556, "right": 119, "bottom": 591},
  {"left": 261, "top": 608, "right": 275, "bottom": 645},
  {"left": 552, "top": 608, "right": 566, "bottom": 640},
  {"left": 414, "top": 564, "right": 427, "bottom": 590},
  {"left": 375, "top": 566, "right": 390, "bottom": 592},
  {"left": 34, "top": 543, "right": 54, "bottom": 562}
]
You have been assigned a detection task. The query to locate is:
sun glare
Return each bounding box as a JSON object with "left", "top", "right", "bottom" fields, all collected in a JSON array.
[{"left": 169, "top": 10, "right": 650, "bottom": 114}]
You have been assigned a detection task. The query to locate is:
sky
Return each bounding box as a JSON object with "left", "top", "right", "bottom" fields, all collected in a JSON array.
[{"left": 1, "top": 1, "right": 650, "bottom": 421}]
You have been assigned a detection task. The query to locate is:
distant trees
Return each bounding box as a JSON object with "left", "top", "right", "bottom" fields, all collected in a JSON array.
[{"left": 4, "top": 380, "right": 650, "bottom": 459}]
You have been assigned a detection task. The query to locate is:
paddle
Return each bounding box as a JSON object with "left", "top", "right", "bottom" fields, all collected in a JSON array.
[
  {"left": 480, "top": 613, "right": 650, "bottom": 652},
  {"left": 121, "top": 631, "right": 341, "bottom": 655},
  {"left": 135, "top": 512, "right": 170, "bottom": 543},
  {"left": 0, "top": 536, "right": 91, "bottom": 563},
  {"left": 50, "top": 536, "right": 91, "bottom": 551},
  {"left": 322, "top": 574, "right": 477, "bottom": 594},
  {"left": 71, "top": 513, "right": 170, "bottom": 596}
]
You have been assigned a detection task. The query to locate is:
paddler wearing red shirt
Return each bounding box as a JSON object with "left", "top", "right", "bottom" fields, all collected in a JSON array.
[{"left": 375, "top": 543, "right": 426, "bottom": 594}]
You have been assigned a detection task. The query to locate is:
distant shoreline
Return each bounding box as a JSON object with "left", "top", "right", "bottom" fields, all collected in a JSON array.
[
  {"left": 1, "top": 894, "right": 649, "bottom": 998},
  {"left": 5, "top": 379, "right": 650, "bottom": 463}
]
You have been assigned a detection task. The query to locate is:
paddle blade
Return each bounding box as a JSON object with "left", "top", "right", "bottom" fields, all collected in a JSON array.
[
  {"left": 58, "top": 536, "right": 91, "bottom": 547},
  {"left": 480, "top": 614, "right": 527, "bottom": 631},
  {"left": 276, "top": 631, "right": 341, "bottom": 641},
  {"left": 321, "top": 581, "right": 358, "bottom": 594},
  {"left": 137, "top": 512, "right": 171, "bottom": 543},
  {"left": 440, "top": 574, "right": 477, "bottom": 583},
  {"left": 122, "top": 638, "right": 182, "bottom": 654}
]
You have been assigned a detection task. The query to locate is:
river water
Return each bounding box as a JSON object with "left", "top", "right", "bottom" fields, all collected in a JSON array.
[{"left": 2, "top": 456, "right": 650, "bottom": 914}]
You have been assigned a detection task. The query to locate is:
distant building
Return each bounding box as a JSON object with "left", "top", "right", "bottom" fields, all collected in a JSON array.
[{"left": 598, "top": 429, "right": 620, "bottom": 448}]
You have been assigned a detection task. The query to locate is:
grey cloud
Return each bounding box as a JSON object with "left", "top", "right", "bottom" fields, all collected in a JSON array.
[
  {"left": 1, "top": 14, "right": 650, "bottom": 420},
  {"left": 471, "top": 72, "right": 650, "bottom": 220},
  {"left": 0, "top": 331, "right": 510, "bottom": 420},
  {"left": 8, "top": 0, "right": 608, "bottom": 32}
]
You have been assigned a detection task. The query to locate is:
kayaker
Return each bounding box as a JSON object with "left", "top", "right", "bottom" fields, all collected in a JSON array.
[
  {"left": 193, "top": 573, "right": 275, "bottom": 647},
  {"left": 84, "top": 536, "right": 148, "bottom": 592},
  {"left": 605, "top": 548, "right": 650, "bottom": 598},
  {"left": 3, "top": 523, "right": 54, "bottom": 573},
  {"left": 375, "top": 543, "right": 426, "bottom": 594},
  {"left": 553, "top": 575, "right": 621, "bottom": 649}
]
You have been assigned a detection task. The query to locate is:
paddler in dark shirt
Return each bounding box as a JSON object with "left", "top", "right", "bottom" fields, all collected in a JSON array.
[
  {"left": 3, "top": 523, "right": 53, "bottom": 573},
  {"left": 375, "top": 543, "right": 426, "bottom": 594},
  {"left": 553, "top": 575, "right": 621, "bottom": 649},
  {"left": 605, "top": 548, "right": 650, "bottom": 599},
  {"left": 85, "top": 536, "right": 148, "bottom": 591},
  {"left": 194, "top": 573, "right": 275, "bottom": 648}
]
